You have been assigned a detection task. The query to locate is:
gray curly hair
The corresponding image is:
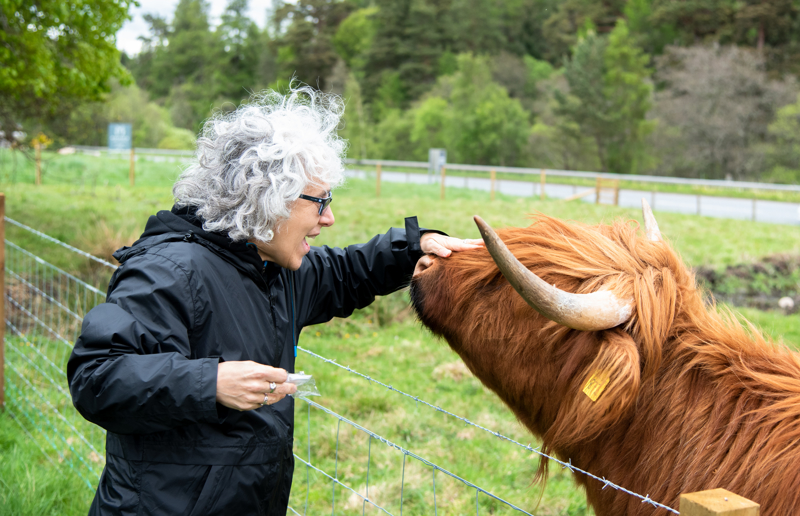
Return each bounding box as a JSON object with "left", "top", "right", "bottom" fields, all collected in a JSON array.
[{"left": 172, "top": 86, "right": 347, "bottom": 242}]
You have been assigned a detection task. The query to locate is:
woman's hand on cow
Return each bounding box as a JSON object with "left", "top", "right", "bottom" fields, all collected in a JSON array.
[
  {"left": 420, "top": 233, "right": 483, "bottom": 258},
  {"left": 216, "top": 361, "right": 297, "bottom": 411}
]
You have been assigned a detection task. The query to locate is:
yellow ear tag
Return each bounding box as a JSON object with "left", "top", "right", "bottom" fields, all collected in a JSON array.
[{"left": 583, "top": 370, "right": 611, "bottom": 402}]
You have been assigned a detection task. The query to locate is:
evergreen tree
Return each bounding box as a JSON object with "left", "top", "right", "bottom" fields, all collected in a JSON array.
[
  {"left": 555, "top": 21, "right": 655, "bottom": 173},
  {"left": 217, "top": 0, "right": 262, "bottom": 101},
  {"left": 362, "top": 0, "right": 451, "bottom": 109},
  {"left": 602, "top": 19, "right": 656, "bottom": 173},
  {"left": 735, "top": 0, "right": 797, "bottom": 51},
  {"left": 272, "top": 0, "right": 354, "bottom": 90}
]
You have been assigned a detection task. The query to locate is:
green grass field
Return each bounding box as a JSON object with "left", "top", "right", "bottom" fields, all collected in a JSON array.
[{"left": 1, "top": 152, "right": 799, "bottom": 515}]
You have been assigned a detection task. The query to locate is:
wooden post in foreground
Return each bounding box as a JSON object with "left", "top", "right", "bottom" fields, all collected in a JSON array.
[
  {"left": 375, "top": 162, "right": 382, "bottom": 198},
  {"left": 490, "top": 169, "right": 496, "bottom": 201},
  {"left": 0, "top": 193, "right": 5, "bottom": 411},
  {"left": 34, "top": 141, "right": 41, "bottom": 186},
  {"left": 440, "top": 166, "right": 446, "bottom": 200},
  {"left": 129, "top": 147, "right": 135, "bottom": 187},
  {"left": 540, "top": 169, "right": 546, "bottom": 200},
  {"left": 680, "top": 489, "right": 759, "bottom": 516}
]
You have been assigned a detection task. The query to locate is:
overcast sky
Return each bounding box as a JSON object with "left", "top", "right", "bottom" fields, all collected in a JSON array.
[{"left": 117, "top": 0, "right": 274, "bottom": 56}]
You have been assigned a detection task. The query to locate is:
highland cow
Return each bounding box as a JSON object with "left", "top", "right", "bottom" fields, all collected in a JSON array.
[{"left": 410, "top": 202, "right": 800, "bottom": 516}]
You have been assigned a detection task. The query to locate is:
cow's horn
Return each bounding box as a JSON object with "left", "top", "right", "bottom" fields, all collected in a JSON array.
[
  {"left": 641, "top": 199, "right": 662, "bottom": 242},
  {"left": 473, "top": 216, "right": 633, "bottom": 332}
]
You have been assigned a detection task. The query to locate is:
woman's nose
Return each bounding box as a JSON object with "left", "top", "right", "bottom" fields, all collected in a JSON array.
[{"left": 320, "top": 206, "right": 335, "bottom": 227}]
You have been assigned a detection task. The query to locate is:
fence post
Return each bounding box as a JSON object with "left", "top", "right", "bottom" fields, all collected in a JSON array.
[
  {"left": 376, "top": 162, "right": 382, "bottom": 198},
  {"left": 490, "top": 169, "right": 496, "bottom": 201},
  {"left": 680, "top": 488, "right": 759, "bottom": 516},
  {"left": 752, "top": 198, "right": 756, "bottom": 221},
  {"left": 0, "top": 193, "right": 5, "bottom": 410},
  {"left": 540, "top": 169, "right": 546, "bottom": 200},
  {"left": 440, "top": 166, "right": 446, "bottom": 200},
  {"left": 35, "top": 141, "right": 41, "bottom": 186},
  {"left": 595, "top": 177, "right": 601, "bottom": 204},
  {"left": 129, "top": 147, "right": 135, "bottom": 187}
]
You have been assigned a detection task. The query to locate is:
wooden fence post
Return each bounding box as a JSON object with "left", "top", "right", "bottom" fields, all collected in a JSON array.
[
  {"left": 490, "top": 169, "right": 496, "bottom": 201},
  {"left": 595, "top": 177, "right": 601, "bottom": 204},
  {"left": 540, "top": 169, "right": 546, "bottom": 200},
  {"left": 376, "top": 162, "right": 382, "bottom": 198},
  {"left": 440, "top": 166, "right": 446, "bottom": 200},
  {"left": 680, "top": 488, "right": 759, "bottom": 516},
  {"left": 35, "top": 141, "right": 41, "bottom": 186},
  {"left": 0, "top": 193, "right": 5, "bottom": 411},
  {"left": 129, "top": 147, "right": 135, "bottom": 187}
]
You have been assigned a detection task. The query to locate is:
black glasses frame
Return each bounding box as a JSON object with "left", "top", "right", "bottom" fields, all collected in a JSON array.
[{"left": 299, "top": 191, "right": 333, "bottom": 215}]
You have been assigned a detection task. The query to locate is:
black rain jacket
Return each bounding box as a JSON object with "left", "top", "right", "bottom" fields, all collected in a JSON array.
[{"left": 67, "top": 206, "right": 429, "bottom": 515}]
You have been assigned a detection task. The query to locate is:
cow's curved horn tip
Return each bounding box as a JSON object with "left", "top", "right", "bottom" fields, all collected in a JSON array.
[{"left": 473, "top": 215, "right": 487, "bottom": 228}]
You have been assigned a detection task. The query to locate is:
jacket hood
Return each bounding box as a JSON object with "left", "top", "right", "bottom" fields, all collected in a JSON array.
[{"left": 113, "top": 205, "right": 265, "bottom": 273}]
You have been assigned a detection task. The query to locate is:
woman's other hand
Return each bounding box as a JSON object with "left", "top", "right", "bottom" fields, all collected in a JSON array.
[{"left": 216, "top": 361, "right": 298, "bottom": 411}]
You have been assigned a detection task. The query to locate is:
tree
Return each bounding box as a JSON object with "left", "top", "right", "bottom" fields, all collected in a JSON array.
[
  {"left": 409, "top": 54, "right": 530, "bottom": 166},
  {"left": 272, "top": 0, "right": 354, "bottom": 91},
  {"left": 735, "top": 0, "right": 797, "bottom": 51},
  {"left": 0, "top": 0, "right": 133, "bottom": 146},
  {"left": 541, "top": 0, "right": 625, "bottom": 61},
  {"left": 216, "top": 0, "right": 261, "bottom": 100},
  {"left": 764, "top": 93, "right": 800, "bottom": 182},
  {"left": 650, "top": 45, "right": 797, "bottom": 180},
  {"left": 362, "top": 0, "right": 451, "bottom": 109},
  {"left": 554, "top": 21, "right": 655, "bottom": 174},
  {"left": 651, "top": 0, "right": 737, "bottom": 44}
]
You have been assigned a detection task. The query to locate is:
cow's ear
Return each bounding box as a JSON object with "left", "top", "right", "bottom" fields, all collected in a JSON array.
[{"left": 545, "top": 329, "right": 641, "bottom": 450}]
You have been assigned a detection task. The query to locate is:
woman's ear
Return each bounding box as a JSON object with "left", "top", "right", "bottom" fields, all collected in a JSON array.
[{"left": 545, "top": 329, "right": 641, "bottom": 450}]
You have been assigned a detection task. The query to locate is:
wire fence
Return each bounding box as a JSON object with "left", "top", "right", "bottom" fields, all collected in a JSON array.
[{"left": 2, "top": 216, "right": 680, "bottom": 515}]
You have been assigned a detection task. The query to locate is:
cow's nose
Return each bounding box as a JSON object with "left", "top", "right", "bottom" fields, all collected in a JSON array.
[{"left": 413, "top": 255, "right": 435, "bottom": 279}]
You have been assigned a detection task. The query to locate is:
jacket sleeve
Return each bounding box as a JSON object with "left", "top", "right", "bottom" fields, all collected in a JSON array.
[
  {"left": 295, "top": 216, "right": 438, "bottom": 327},
  {"left": 67, "top": 253, "right": 220, "bottom": 435}
]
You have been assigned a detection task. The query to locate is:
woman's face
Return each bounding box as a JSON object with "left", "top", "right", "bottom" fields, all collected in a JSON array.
[{"left": 250, "top": 183, "right": 335, "bottom": 270}]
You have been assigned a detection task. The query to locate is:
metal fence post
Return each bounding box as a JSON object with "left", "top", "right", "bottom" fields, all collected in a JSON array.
[
  {"left": 0, "top": 192, "right": 5, "bottom": 410},
  {"left": 440, "top": 166, "right": 446, "bottom": 200}
]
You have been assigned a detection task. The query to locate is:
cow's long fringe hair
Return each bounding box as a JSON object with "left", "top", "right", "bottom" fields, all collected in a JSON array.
[{"left": 417, "top": 214, "right": 800, "bottom": 514}]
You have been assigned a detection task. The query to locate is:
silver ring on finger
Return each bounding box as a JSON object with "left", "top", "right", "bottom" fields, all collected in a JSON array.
[
  {"left": 269, "top": 382, "right": 277, "bottom": 393},
  {"left": 262, "top": 393, "right": 270, "bottom": 405}
]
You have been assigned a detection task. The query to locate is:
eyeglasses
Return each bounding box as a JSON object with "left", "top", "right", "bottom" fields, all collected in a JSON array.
[{"left": 299, "top": 191, "right": 333, "bottom": 216}]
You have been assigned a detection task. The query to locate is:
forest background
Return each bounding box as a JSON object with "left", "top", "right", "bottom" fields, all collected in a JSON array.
[{"left": 10, "top": 0, "right": 800, "bottom": 183}]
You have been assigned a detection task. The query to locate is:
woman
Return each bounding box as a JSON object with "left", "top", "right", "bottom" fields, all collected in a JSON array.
[{"left": 67, "top": 87, "right": 479, "bottom": 515}]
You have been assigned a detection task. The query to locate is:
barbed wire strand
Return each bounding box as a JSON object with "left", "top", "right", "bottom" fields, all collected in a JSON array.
[
  {"left": 296, "top": 396, "right": 536, "bottom": 515},
  {"left": 298, "top": 346, "right": 679, "bottom": 514},
  {"left": 5, "top": 217, "right": 119, "bottom": 270}
]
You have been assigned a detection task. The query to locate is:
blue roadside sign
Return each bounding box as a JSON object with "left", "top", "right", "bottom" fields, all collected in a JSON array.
[{"left": 108, "top": 123, "right": 132, "bottom": 150}]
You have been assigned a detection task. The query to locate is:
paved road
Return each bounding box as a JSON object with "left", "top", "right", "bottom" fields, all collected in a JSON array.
[{"left": 347, "top": 169, "right": 800, "bottom": 226}]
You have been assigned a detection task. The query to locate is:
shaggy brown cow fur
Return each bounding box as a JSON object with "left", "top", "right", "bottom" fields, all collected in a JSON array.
[{"left": 410, "top": 214, "right": 800, "bottom": 516}]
